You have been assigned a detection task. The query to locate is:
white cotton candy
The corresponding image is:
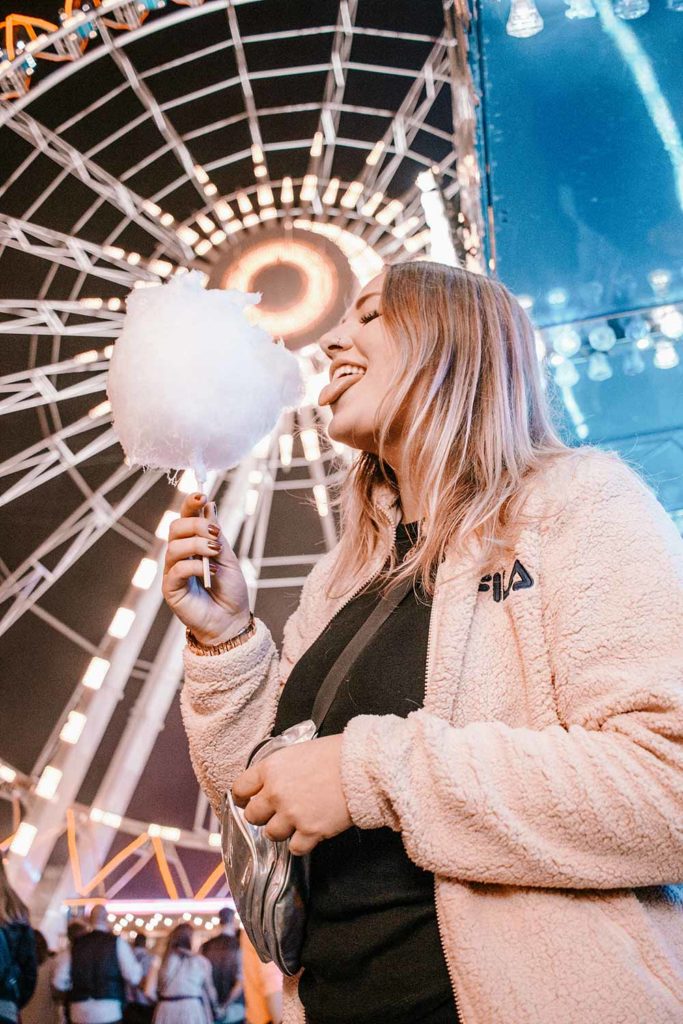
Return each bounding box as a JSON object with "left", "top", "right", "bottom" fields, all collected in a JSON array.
[{"left": 107, "top": 271, "right": 303, "bottom": 480}]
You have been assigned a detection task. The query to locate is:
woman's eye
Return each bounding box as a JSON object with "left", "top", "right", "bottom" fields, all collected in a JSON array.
[{"left": 359, "top": 309, "right": 381, "bottom": 325}]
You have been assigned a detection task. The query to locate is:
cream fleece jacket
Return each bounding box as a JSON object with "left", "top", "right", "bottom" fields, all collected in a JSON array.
[{"left": 180, "top": 448, "right": 683, "bottom": 1024}]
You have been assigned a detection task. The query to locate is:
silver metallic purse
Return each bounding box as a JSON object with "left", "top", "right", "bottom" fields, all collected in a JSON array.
[{"left": 220, "top": 574, "right": 413, "bottom": 976}]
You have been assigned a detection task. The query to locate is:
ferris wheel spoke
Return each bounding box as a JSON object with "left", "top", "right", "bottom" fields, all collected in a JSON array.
[
  {"left": 0, "top": 464, "right": 160, "bottom": 637},
  {"left": 310, "top": 0, "right": 359, "bottom": 185},
  {"left": 0, "top": 372, "right": 108, "bottom": 417},
  {"left": 0, "top": 214, "right": 160, "bottom": 287},
  {"left": 98, "top": 22, "right": 212, "bottom": 206},
  {"left": 0, "top": 299, "right": 123, "bottom": 337},
  {"left": 225, "top": 2, "right": 269, "bottom": 180},
  {"left": 329, "top": 40, "right": 451, "bottom": 237},
  {"left": 8, "top": 111, "right": 191, "bottom": 263},
  {"left": 0, "top": 418, "right": 117, "bottom": 506}
]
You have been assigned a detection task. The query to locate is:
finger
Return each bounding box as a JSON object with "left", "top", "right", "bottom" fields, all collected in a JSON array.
[
  {"left": 165, "top": 536, "right": 223, "bottom": 569},
  {"left": 179, "top": 493, "right": 207, "bottom": 518},
  {"left": 263, "top": 814, "right": 294, "bottom": 843},
  {"left": 243, "top": 793, "right": 276, "bottom": 827},
  {"left": 168, "top": 516, "right": 220, "bottom": 542},
  {"left": 232, "top": 764, "right": 264, "bottom": 807},
  {"left": 164, "top": 559, "right": 220, "bottom": 593},
  {"left": 288, "top": 831, "right": 318, "bottom": 856}
]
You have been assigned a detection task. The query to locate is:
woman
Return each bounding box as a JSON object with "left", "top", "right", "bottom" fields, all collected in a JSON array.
[
  {"left": 148, "top": 924, "right": 216, "bottom": 1024},
  {"left": 0, "top": 858, "right": 37, "bottom": 1024},
  {"left": 164, "top": 261, "right": 683, "bottom": 1024}
]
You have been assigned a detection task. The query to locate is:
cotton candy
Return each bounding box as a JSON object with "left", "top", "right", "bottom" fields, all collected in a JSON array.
[{"left": 107, "top": 271, "right": 303, "bottom": 482}]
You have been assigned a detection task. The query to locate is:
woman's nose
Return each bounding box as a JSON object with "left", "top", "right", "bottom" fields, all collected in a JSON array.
[{"left": 319, "top": 330, "right": 354, "bottom": 360}]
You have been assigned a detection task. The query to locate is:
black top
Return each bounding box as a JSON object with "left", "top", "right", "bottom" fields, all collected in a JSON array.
[
  {"left": 70, "top": 931, "right": 124, "bottom": 1004},
  {"left": 201, "top": 933, "right": 240, "bottom": 1003},
  {"left": 273, "top": 522, "right": 458, "bottom": 1024}
]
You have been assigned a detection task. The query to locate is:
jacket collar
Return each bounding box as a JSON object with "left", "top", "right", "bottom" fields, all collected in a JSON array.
[
  {"left": 371, "top": 480, "right": 402, "bottom": 525},
  {"left": 370, "top": 478, "right": 483, "bottom": 583}
]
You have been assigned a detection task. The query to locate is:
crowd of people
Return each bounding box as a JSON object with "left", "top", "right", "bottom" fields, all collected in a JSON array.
[{"left": 0, "top": 860, "right": 281, "bottom": 1024}]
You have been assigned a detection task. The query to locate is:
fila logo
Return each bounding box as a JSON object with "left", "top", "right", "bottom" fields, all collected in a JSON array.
[{"left": 479, "top": 560, "right": 534, "bottom": 603}]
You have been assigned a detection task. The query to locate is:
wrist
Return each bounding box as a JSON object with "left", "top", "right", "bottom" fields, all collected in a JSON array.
[
  {"left": 210, "top": 611, "right": 254, "bottom": 644},
  {"left": 186, "top": 613, "right": 255, "bottom": 655}
]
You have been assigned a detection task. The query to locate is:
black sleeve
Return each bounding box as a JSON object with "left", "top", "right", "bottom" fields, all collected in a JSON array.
[{"left": 14, "top": 925, "right": 37, "bottom": 1008}]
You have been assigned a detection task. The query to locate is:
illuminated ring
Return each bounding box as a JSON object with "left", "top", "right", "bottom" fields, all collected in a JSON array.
[{"left": 221, "top": 238, "right": 338, "bottom": 340}]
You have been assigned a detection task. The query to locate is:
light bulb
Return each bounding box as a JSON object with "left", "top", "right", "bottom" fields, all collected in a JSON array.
[
  {"left": 550, "top": 326, "right": 582, "bottom": 357},
  {"left": 547, "top": 288, "right": 568, "bottom": 307},
  {"left": 613, "top": 0, "right": 649, "bottom": 17},
  {"left": 506, "top": 0, "right": 544, "bottom": 36},
  {"left": 587, "top": 352, "right": 613, "bottom": 382},
  {"left": 624, "top": 315, "right": 650, "bottom": 343},
  {"left": 653, "top": 340, "right": 679, "bottom": 370},
  {"left": 588, "top": 325, "right": 617, "bottom": 352},
  {"left": 648, "top": 268, "right": 670, "bottom": 291},
  {"left": 554, "top": 359, "right": 580, "bottom": 388},
  {"left": 659, "top": 309, "right": 683, "bottom": 339},
  {"left": 622, "top": 343, "right": 645, "bottom": 375}
]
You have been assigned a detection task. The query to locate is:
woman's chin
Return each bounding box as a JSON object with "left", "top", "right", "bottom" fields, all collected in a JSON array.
[
  {"left": 327, "top": 415, "right": 347, "bottom": 443},
  {"left": 327, "top": 416, "right": 367, "bottom": 453}
]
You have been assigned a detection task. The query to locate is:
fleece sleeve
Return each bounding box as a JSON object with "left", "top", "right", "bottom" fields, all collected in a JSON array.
[
  {"left": 340, "top": 455, "right": 683, "bottom": 889},
  {"left": 180, "top": 545, "right": 339, "bottom": 814}
]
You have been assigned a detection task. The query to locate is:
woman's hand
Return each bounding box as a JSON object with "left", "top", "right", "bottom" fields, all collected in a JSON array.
[
  {"left": 162, "top": 493, "right": 251, "bottom": 646},
  {"left": 232, "top": 735, "right": 352, "bottom": 856}
]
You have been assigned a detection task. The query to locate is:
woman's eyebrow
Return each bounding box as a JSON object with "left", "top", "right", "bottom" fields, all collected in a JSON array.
[{"left": 355, "top": 291, "right": 380, "bottom": 310}]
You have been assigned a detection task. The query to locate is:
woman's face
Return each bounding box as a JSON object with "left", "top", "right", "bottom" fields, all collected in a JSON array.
[{"left": 318, "top": 272, "right": 407, "bottom": 461}]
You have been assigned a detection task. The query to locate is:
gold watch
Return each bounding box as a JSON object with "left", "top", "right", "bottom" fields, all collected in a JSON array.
[{"left": 185, "top": 613, "right": 256, "bottom": 655}]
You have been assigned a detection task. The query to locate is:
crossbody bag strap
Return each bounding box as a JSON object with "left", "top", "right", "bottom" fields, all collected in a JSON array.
[{"left": 310, "top": 574, "right": 414, "bottom": 731}]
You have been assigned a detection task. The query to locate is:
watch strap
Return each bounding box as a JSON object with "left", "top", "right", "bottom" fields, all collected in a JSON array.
[{"left": 186, "top": 613, "right": 256, "bottom": 656}]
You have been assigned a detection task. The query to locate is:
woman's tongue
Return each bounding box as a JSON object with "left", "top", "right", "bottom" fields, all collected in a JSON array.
[{"left": 318, "top": 373, "right": 364, "bottom": 407}]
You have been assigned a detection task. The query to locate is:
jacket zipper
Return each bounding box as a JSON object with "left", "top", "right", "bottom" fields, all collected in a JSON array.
[
  {"left": 434, "top": 877, "right": 467, "bottom": 1023},
  {"left": 426, "top": 574, "right": 467, "bottom": 1024},
  {"left": 311, "top": 505, "right": 397, "bottom": 641}
]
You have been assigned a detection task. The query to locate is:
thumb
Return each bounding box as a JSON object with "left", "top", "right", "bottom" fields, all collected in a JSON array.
[{"left": 203, "top": 500, "right": 219, "bottom": 528}]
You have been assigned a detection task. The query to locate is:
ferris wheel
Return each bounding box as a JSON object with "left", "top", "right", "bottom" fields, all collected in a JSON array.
[{"left": 0, "top": 0, "right": 482, "bottom": 941}]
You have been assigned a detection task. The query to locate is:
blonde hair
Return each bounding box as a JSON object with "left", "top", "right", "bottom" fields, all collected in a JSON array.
[{"left": 323, "top": 260, "right": 573, "bottom": 600}]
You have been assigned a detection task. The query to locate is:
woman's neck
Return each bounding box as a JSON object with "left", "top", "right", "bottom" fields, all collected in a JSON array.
[{"left": 394, "top": 469, "right": 423, "bottom": 523}]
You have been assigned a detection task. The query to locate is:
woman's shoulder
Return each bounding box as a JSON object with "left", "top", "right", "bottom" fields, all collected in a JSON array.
[
  {"left": 535, "top": 445, "right": 641, "bottom": 494},
  {"left": 532, "top": 446, "right": 681, "bottom": 556},
  {"left": 529, "top": 446, "right": 656, "bottom": 522}
]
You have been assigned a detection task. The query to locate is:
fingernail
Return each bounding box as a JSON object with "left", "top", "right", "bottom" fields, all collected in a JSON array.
[
  {"left": 209, "top": 561, "right": 219, "bottom": 573},
  {"left": 208, "top": 524, "right": 220, "bottom": 538},
  {"left": 207, "top": 540, "right": 221, "bottom": 552}
]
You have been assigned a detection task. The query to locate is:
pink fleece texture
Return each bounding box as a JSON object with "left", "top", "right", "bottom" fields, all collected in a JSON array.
[{"left": 181, "top": 449, "right": 683, "bottom": 1023}]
